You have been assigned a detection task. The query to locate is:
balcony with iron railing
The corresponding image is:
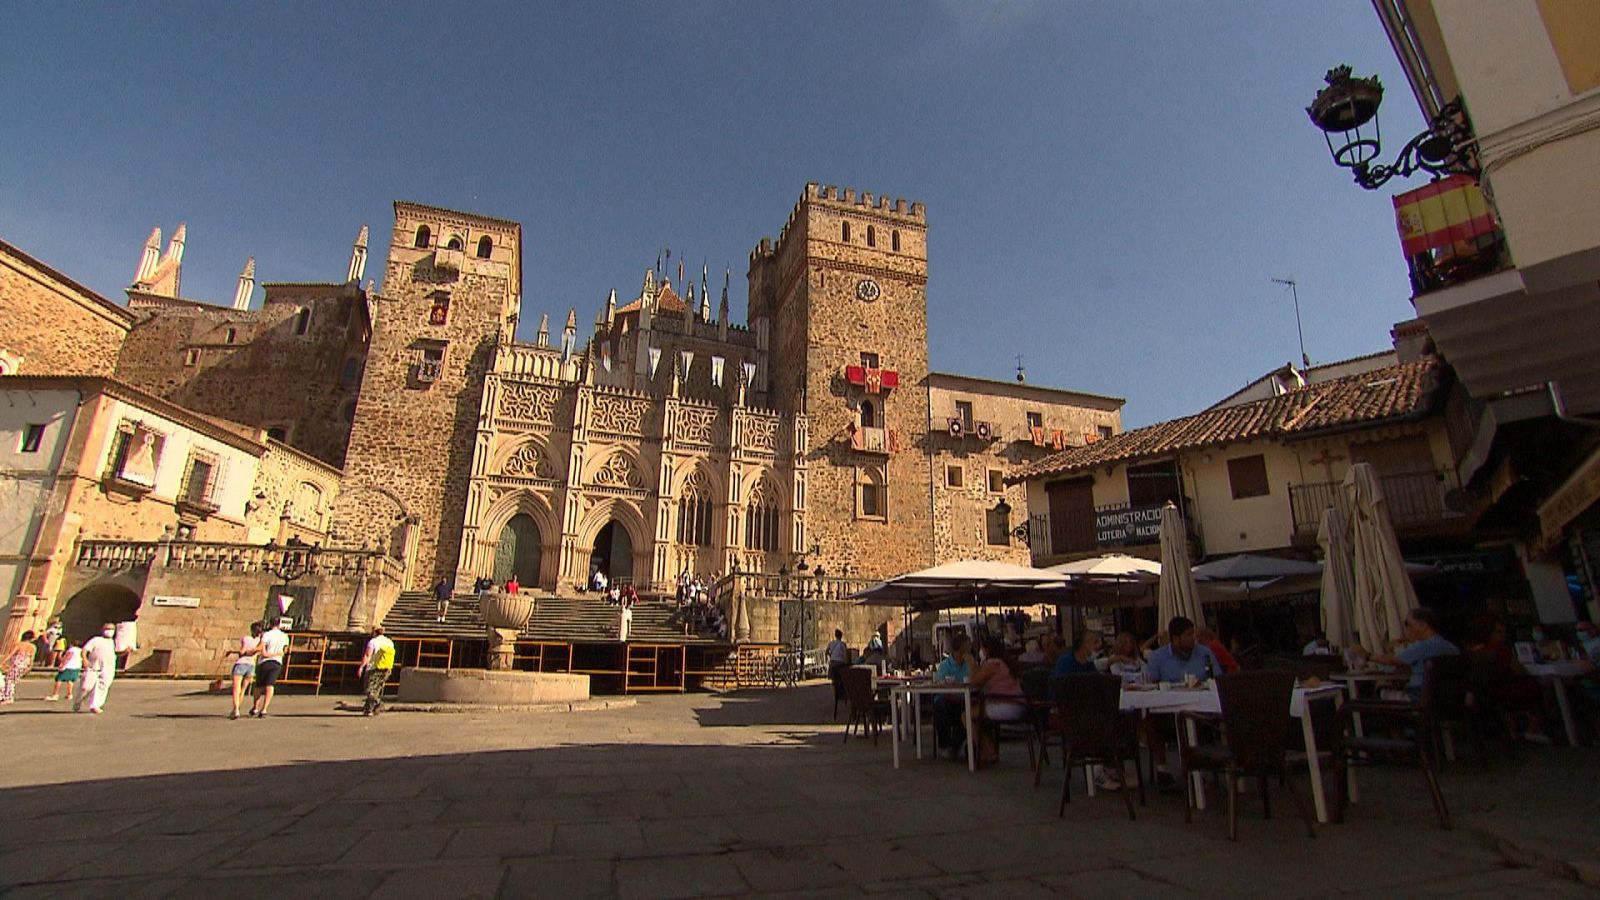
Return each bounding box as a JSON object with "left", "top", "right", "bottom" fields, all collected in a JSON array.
[
  {"left": 1288, "top": 470, "right": 1468, "bottom": 543},
  {"left": 1032, "top": 501, "right": 1197, "bottom": 564}
]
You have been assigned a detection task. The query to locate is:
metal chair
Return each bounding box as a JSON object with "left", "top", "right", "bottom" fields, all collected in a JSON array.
[
  {"left": 842, "top": 666, "right": 889, "bottom": 744},
  {"left": 1333, "top": 656, "right": 1455, "bottom": 829}
]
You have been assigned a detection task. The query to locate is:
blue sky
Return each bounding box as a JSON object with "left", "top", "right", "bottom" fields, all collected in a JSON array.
[{"left": 0, "top": 2, "right": 1423, "bottom": 427}]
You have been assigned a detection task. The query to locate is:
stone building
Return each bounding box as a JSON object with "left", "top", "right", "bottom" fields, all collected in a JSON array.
[{"left": 0, "top": 239, "right": 134, "bottom": 376}]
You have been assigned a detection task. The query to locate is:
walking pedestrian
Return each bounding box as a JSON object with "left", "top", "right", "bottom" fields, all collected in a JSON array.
[
  {"left": 44, "top": 618, "right": 64, "bottom": 668},
  {"left": 113, "top": 619, "right": 138, "bottom": 671},
  {"left": 227, "top": 622, "right": 263, "bottom": 719},
  {"left": 249, "top": 619, "right": 290, "bottom": 717},
  {"left": 433, "top": 577, "right": 452, "bottom": 623},
  {"left": 46, "top": 642, "right": 82, "bottom": 701},
  {"left": 359, "top": 626, "right": 396, "bottom": 716},
  {"left": 74, "top": 624, "right": 118, "bottom": 714},
  {"left": 1, "top": 630, "right": 39, "bottom": 704}
]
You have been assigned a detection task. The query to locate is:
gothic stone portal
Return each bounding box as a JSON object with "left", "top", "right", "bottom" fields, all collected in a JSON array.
[
  {"left": 589, "top": 521, "right": 633, "bottom": 585},
  {"left": 493, "top": 513, "right": 543, "bottom": 587}
]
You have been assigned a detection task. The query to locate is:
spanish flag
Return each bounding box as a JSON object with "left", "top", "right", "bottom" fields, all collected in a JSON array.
[{"left": 1392, "top": 174, "right": 1496, "bottom": 257}]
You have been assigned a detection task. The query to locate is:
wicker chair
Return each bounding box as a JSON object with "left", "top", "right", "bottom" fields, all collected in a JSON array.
[
  {"left": 1180, "top": 671, "right": 1317, "bottom": 842},
  {"left": 1049, "top": 674, "right": 1144, "bottom": 821},
  {"left": 842, "top": 666, "right": 889, "bottom": 744},
  {"left": 1332, "top": 656, "right": 1456, "bottom": 829}
]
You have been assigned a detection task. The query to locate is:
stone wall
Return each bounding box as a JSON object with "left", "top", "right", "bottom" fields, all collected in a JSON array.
[
  {"left": 927, "top": 376, "right": 1123, "bottom": 564},
  {"left": 251, "top": 441, "right": 344, "bottom": 543},
  {"left": 113, "top": 284, "right": 368, "bottom": 468},
  {"left": 0, "top": 240, "right": 132, "bottom": 376}
]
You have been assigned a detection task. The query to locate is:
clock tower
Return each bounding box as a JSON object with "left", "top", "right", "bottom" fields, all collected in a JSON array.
[{"left": 747, "top": 184, "right": 933, "bottom": 580}]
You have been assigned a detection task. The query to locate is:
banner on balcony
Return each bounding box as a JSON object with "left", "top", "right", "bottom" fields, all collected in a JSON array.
[
  {"left": 1393, "top": 174, "right": 1496, "bottom": 256},
  {"left": 1095, "top": 504, "right": 1165, "bottom": 546}
]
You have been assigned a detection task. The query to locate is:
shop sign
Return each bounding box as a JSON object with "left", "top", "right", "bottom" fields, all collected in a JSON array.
[{"left": 1095, "top": 504, "right": 1164, "bottom": 546}]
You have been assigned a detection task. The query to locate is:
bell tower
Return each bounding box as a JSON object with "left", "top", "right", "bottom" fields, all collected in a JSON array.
[{"left": 749, "top": 184, "right": 931, "bottom": 579}]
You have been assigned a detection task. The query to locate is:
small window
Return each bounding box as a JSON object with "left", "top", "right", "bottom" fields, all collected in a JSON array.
[
  {"left": 294, "top": 308, "right": 310, "bottom": 335},
  {"left": 429, "top": 295, "right": 450, "bottom": 326},
  {"left": 985, "top": 507, "right": 1011, "bottom": 546},
  {"left": 476, "top": 236, "right": 493, "bottom": 259},
  {"left": 340, "top": 357, "right": 361, "bottom": 389},
  {"left": 1098, "top": 425, "right": 1114, "bottom": 441},
  {"left": 184, "top": 349, "right": 199, "bottom": 367},
  {"left": 414, "top": 225, "right": 431, "bottom": 248},
  {"left": 1026, "top": 411, "right": 1043, "bottom": 431},
  {"left": 866, "top": 225, "right": 875, "bottom": 247},
  {"left": 225, "top": 327, "right": 237, "bottom": 344},
  {"left": 859, "top": 399, "right": 877, "bottom": 429},
  {"left": 266, "top": 426, "right": 288, "bottom": 442},
  {"left": 988, "top": 470, "right": 1004, "bottom": 493},
  {"left": 954, "top": 400, "right": 974, "bottom": 429},
  {"left": 858, "top": 466, "right": 886, "bottom": 520},
  {"left": 182, "top": 456, "right": 215, "bottom": 503},
  {"left": 861, "top": 482, "right": 882, "bottom": 517},
  {"left": 110, "top": 424, "right": 163, "bottom": 487},
  {"left": 21, "top": 424, "right": 46, "bottom": 453},
  {"left": 891, "top": 230, "right": 901, "bottom": 252},
  {"left": 841, "top": 221, "right": 851, "bottom": 243},
  {"left": 445, "top": 235, "right": 463, "bottom": 251},
  {"left": 340, "top": 400, "right": 357, "bottom": 423},
  {"left": 1227, "top": 454, "right": 1270, "bottom": 500},
  {"left": 860, "top": 351, "right": 880, "bottom": 369},
  {"left": 946, "top": 464, "right": 964, "bottom": 488},
  {"left": 422, "top": 346, "right": 445, "bottom": 365}
]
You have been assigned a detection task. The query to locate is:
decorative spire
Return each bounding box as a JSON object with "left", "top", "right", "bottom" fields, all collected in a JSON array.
[
  {"left": 135, "top": 227, "right": 162, "bottom": 283},
  {"left": 718, "top": 267, "right": 730, "bottom": 326},
  {"left": 700, "top": 263, "right": 710, "bottom": 321},
  {"left": 605, "top": 288, "right": 617, "bottom": 326},
  {"left": 347, "top": 224, "right": 369, "bottom": 283},
  {"left": 536, "top": 312, "right": 550, "bottom": 347},
  {"left": 232, "top": 257, "right": 256, "bottom": 310},
  {"left": 561, "top": 308, "right": 577, "bottom": 362}
]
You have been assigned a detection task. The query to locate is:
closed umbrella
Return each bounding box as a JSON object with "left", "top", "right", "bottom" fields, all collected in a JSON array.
[
  {"left": 1316, "top": 505, "right": 1361, "bottom": 650},
  {"left": 1157, "top": 503, "right": 1204, "bottom": 631},
  {"left": 1344, "top": 462, "right": 1420, "bottom": 648}
]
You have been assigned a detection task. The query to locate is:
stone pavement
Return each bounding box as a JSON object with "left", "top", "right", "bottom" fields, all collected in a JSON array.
[{"left": 0, "top": 678, "right": 1594, "bottom": 899}]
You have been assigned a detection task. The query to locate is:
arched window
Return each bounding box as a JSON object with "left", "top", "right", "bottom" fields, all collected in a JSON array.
[
  {"left": 892, "top": 230, "right": 901, "bottom": 252},
  {"left": 414, "top": 225, "right": 431, "bottom": 248},
  {"left": 859, "top": 399, "right": 877, "bottom": 429},
  {"left": 266, "top": 426, "right": 288, "bottom": 442},
  {"left": 676, "top": 469, "right": 714, "bottom": 547},
  {"left": 858, "top": 465, "right": 887, "bottom": 519},
  {"left": 294, "top": 308, "right": 311, "bottom": 335},
  {"left": 225, "top": 327, "right": 236, "bottom": 344},
  {"left": 745, "top": 481, "right": 780, "bottom": 552},
  {"left": 445, "top": 235, "right": 463, "bottom": 251},
  {"left": 866, "top": 225, "right": 875, "bottom": 247},
  {"left": 476, "top": 236, "right": 493, "bottom": 259},
  {"left": 841, "top": 221, "right": 851, "bottom": 243}
]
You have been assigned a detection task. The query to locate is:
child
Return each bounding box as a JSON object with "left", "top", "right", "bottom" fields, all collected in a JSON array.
[{"left": 47, "top": 643, "right": 82, "bottom": 701}]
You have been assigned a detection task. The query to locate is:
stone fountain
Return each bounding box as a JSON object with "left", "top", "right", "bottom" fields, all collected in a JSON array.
[{"left": 395, "top": 590, "right": 591, "bottom": 706}]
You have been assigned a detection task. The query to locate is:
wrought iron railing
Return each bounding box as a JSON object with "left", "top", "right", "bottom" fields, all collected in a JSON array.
[{"left": 1289, "top": 470, "right": 1466, "bottom": 536}]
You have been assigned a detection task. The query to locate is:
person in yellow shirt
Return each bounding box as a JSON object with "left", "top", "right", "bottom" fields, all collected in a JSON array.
[{"left": 359, "top": 626, "right": 397, "bottom": 717}]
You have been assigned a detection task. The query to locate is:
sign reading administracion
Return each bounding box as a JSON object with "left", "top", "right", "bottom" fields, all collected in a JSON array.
[{"left": 1095, "top": 504, "right": 1164, "bottom": 546}]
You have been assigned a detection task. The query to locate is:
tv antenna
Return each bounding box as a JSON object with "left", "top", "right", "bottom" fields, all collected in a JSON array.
[{"left": 1271, "top": 277, "right": 1311, "bottom": 369}]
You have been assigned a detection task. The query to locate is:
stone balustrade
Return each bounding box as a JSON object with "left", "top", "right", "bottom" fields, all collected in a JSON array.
[{"left": 74, "top": 538, "right": 403, "bottom": 582}]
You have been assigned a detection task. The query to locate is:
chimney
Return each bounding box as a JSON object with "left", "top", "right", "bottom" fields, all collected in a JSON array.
[{"left": 232, "top": 257, "right": 256, "bottom": 310}]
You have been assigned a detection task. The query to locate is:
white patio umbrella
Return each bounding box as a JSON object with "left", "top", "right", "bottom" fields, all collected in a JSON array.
[
  {"left": 1344, "top": 462, "right": 1421, "bottom": 648},
  {"left": 1316, "top": 505, "right": 1360, "bottom": 650},
  {"left": 1047, "top": 554, "right": 1162, "bottom": 580},
  {"left": 851, "top": 559, "right": 1068, "bottom": 610},
  {"left": 1157, "top": 503, "right": 1204, "bottom": 631}
]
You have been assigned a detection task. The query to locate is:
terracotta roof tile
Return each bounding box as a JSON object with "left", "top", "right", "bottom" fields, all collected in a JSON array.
[
  {"left": 1009, "top": 359, "right": 1442, "bottom": 483},
  {"left": 616, "top": 283, "right": 687, "bottom": 316}
]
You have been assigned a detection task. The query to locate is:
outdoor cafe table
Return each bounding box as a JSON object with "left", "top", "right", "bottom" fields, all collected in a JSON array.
[
  {"left": 1525, "top": 661, "right": 1590, "bottom": 746},
  {"left": 1121, "top": 683, "right": 1345, "bottom": 824},
  {"left": 886, "top": 678, "right": 976, "bottom": 772}
]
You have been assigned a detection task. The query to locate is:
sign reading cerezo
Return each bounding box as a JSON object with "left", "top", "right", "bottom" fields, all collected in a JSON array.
[{"left": 1095, "top": 504, "right": 1164, "bottom": 546}]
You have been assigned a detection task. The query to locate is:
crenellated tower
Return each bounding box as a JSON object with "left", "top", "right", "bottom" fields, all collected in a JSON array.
[{"left": 748, "top": 183, "right": 931, "bottom": 579}]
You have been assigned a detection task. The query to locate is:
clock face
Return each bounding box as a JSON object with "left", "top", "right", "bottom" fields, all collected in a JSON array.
[{"left": 855, "top": 279, "right": 881, "bottom": 302}]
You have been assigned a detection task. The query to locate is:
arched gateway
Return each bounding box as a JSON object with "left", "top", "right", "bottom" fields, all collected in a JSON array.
[
  {"left": 589, "top": 520, "right": 633, "bottom": 584},
  {"left": 493, "top": 513, "right": 542, "bottom": 586}
]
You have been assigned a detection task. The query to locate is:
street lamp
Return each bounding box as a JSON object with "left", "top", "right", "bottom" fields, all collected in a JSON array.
[
  {"left": 1306, "top": 65, "right": 1478, "bottom": 190},
  {"left": 778, "top": 545, "right": 825, "bottom": 670},
  {"left": 990, "top": 497, "right": 1031, "bottom": 546},
  {"left": 266, "top": 538, "right": 320, "bottom": 629}
]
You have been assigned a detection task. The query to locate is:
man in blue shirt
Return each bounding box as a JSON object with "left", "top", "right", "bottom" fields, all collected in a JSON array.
[
  {"left": 933, "top": 633, "right": 973, "bottom": 757},
  {"left": 1144, "top": 616, "right": 1221, "bottom": 684},
  {"left": 1352, "top": 607, "right": 1458, "bottom": 700}
]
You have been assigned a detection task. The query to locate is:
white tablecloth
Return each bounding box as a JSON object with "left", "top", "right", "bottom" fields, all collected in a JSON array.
[{"left": 1119, "top": 684, "right": 1340, "bottom": 718}]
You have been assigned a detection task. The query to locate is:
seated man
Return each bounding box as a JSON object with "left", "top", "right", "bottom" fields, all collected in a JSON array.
[
  {"left": 1144, "top": 616, "right": 1222, "bottom": 684},
  {"left": 1142, "top": 616, "right": 1222, "bottom": 792},
  {"left": 1351, "top": 607, "right": 1459, "bottom": 701},
  {"left": 933, "top": 634, "right": 974, "bottom": 758},
  {"left": 1303, "top": 632, "right": 1336, "bottom": 656}
]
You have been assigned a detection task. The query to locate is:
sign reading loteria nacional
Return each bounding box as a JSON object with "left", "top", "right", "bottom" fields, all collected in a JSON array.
[{"left": 1095, "top": 504, "right": 1165, "bottom": 546}]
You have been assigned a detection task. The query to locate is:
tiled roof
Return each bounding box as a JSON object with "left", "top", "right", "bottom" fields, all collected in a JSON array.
[
  {"left": 616, "top": 283, "right": 687, "bottom": 316},
  {"left": 1009, "top": 358, "right": 1443, "bottom": 483}
]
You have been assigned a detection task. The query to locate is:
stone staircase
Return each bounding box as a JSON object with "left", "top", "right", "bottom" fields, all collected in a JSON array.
[{"left": 380, "top": 591, "right": 723, "bottom": 644}]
